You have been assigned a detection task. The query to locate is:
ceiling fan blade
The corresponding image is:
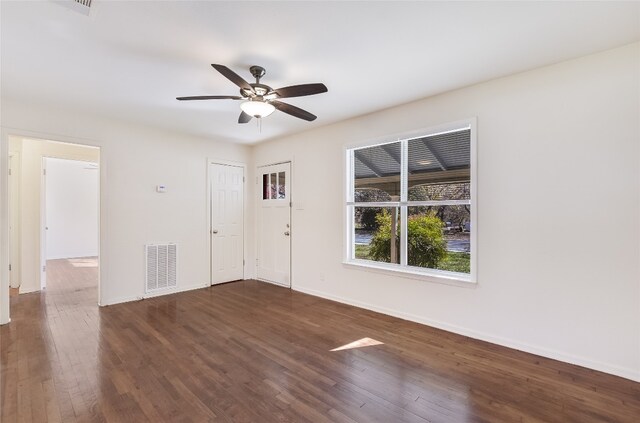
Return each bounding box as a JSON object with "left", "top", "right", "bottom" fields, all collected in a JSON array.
[
  {"left": 271, "top": 101, "right": 317, "bottom": 121},
  {"left": 274, "top": 83, "right": 328, "bottom": 99},
  {"left": 211, "top": 64, "right": 254, "bottom": 92},
  {"left": 176, "top": 95, "right": 243, "bottom": 101},
  {"left": 238, "top": 111, "right": 252, "bottom": 124}
]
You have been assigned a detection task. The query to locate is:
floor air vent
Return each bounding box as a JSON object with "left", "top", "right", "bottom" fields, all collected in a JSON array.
[{"left": 145, "top": 244, "right": 177, "bottom": 293}]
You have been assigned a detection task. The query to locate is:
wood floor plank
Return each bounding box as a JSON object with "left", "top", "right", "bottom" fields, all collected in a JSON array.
[{"left": 1, "top": 258, "right": 639, "bottom": 422}]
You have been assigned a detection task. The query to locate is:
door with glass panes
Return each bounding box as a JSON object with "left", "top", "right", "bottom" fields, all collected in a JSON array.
[{"left": 257, "top": 162, "right": 291, "bottom": 287}]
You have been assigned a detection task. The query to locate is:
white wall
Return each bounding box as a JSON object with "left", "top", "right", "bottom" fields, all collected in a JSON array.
[
  {"left": 0, "top": 105, "right": 254, "bottom": 312},
  {"left": 45, "top": 157, "right": 99, "bottom": 260},
  {"left": 253, "top": 43, "right": 640, "bottom": 381}
]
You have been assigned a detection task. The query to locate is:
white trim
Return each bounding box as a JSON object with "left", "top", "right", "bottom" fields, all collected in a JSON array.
[
  {"left": 343, "top": 118, "right": 477, "bottom": 284},
  {"left": 256, "top": 277, "right": 291, "bottom": 288},
  {"left": 256, "top": 159, "right": 292, "bottom": 168},
  {"left": 8, "top": 152, "right": 21, "bottom": 290},
  {"left": 293, "top": 285, "right": 640, "bottom": 383},
  {"left": 41, "top": 151, "right": 102, "bottom": 293},
  {"left": 101, "top": 281, "right": 210, "bottom": 306},
  {"left": 40, "top": 157, "right": 47, "bottom": 290},
  {"left": 0, "top": 130, "right": 9, "bottom": 324},
  {"left": 347, "top": 199, "right": 471, "bottom": 207},
  {"left": 343, "top": 260, "right": 475, "bottom": 287},
  {"left": 469, "top": 118, "right": 478, "bottom": 283},
  {"left": 344, "top": 149, "right": 356, "bottom": 265},
  {"left": 208, "top": 157, "right": 247, "bottom": 168},
  {"left": 400, "top": 140, "right": 408, "bottom": 266},
  {"left": 0, "top": 129, "right": 104, "bottom": 320}
]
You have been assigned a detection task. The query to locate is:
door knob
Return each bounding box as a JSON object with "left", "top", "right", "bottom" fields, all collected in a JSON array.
[
  {"left": 284, "top": 231, "right": 290, "bottom": 236},
  {"left": 212, "top": 229, "right": 218, "bottom": 234}
]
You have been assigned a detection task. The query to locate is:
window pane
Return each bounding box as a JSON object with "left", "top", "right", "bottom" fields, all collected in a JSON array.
[
  {"left": 270, "top": 173, "right": 277, "bottom": 199},
  {"left": 262, "top": 174, "right": 269, "bottom": 199},
  {"left": 278, "top": 171, "right": 286, "bottom": 199},
  {"left": 407, "top": 205, "right": 470, "bottom": 274},
  {"left": 354, "top": 206, "right": 400, "bottom": 264},
  {"left": 407, "top": 129, "right": 470, "bottom": 197},
  {"left": 354, "top": 142, "right": 401, "bottom": 202}
]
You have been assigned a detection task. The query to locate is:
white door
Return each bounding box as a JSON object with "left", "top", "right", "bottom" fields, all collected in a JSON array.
[
  {"left": 257, "top": 162, "right": 291, "bottom": 287},
  {"left": 210, "top": 163, "right": 244, "bottom": 285}
]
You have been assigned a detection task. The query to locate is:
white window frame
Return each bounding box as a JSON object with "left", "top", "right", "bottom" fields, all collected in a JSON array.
[{"left": 343, "top": 118, "right": 477, "bottom": 285}]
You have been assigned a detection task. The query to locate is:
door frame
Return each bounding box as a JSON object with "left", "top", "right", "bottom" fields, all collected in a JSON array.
[
  {"left": 255, "top": 159, "right": 293, "bottom": 289},
  {"left": 207, "top": 158, "right": 247, "bottom": 286},
  {"left": 1, "top": 129, "right": 105, "bottom": 325},
  {"left": 41, "top": 156, "right": 100, "bottom": 290},
  {"left": 40, "top": 157, "right": 47, "bottom": 289},
  {"left": 8, "top": 152, "right": 20, "bottom": 290}
]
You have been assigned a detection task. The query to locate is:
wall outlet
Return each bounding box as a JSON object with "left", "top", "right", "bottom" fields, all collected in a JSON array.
[{"left": 319, "top": 272, "right": 325, "bottom": 281}]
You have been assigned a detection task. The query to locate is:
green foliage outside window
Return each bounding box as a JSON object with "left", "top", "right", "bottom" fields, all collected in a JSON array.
[{"left": 369, "top": 210, "right": 447, "bottom": 268}]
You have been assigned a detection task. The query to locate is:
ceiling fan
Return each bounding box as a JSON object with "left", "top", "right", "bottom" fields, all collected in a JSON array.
[{"left": 177, "top": 64, "right": 328, "bottom": 124}]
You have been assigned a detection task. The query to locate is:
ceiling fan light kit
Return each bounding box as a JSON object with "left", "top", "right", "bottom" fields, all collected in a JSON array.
[
  {"left": 177, "top": 64, "right": 327, "bottom": 124},
  {"left": 240, "top": 99, "right": 275, "bottom": 118}
]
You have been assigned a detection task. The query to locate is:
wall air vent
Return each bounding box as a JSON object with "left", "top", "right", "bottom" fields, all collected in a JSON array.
[
  {"left": 145, "top": 244, "right": 177, "bottom": 293},
  {"left": 53, "top": 0, "right": 93, "bottom": 16}
]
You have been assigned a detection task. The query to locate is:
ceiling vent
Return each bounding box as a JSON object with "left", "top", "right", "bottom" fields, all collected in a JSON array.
[{"left": 53, "top": 0, "right": 93, "bottom": 16}]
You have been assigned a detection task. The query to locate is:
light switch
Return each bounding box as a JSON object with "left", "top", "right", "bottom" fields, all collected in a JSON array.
[{"left": 156, "top": 185, "right": 167, "bottom": 193}]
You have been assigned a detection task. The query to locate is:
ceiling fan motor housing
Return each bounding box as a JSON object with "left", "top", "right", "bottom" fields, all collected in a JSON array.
[
  {"left": 249, "top": 65, "right": 266, "bottom": 82},
  {"left": 241, "top": 83, "right": 272, "bottom": 98}
]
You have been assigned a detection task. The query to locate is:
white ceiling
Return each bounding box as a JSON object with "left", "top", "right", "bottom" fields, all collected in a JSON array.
[{"left": 1, "top": 1, "right": 639, "bottom": 144}]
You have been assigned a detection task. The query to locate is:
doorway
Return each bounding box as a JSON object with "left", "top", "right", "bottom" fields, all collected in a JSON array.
[
  {"left": 42, "top": 157, "right": 99, "bottom": 290},
  {"left": 257, "top": 162, "right": 291, "bottom": 287},
  {"left": 210, "top": 162, "right": 245, "bottom": 285},
  {"left": 7, "top": 136, "right": 100, "bottom": 303}
]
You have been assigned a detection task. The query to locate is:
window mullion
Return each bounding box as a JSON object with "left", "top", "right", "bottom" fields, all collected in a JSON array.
[
  {"left": 401, "top": 140, "right": 408, "bottom": 202},
  {"left": 400, "top": 206, "right": 407, "bottom": 266},
  {"left": 400, "top": 139, "right": 408, "bottom": 266}
]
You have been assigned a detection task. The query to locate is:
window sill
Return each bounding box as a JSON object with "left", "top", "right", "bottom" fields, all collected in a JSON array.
[{"left": 342, "top": 259, "right": 477, "bottom": 288}]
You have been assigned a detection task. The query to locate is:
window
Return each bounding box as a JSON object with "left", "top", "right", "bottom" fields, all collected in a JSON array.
[
  {"left": 262, "top": 171, "right": 286, "bottom": 200},
  {"left": 346, "top": 122, "right": 475, "bottom": 282}
]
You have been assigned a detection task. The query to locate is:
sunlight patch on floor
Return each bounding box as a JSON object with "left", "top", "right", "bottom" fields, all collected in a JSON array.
[
  {"left": 330, "top": 337, "right": 384, "bottom": 352},
  {"left": 68, "top": 258, "right": 98, "bottom": 268}
]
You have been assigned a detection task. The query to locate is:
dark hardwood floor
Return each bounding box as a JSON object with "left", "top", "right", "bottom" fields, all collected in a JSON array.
[{"left": 1, "top": 259, "right": 639, "bottom": 422}]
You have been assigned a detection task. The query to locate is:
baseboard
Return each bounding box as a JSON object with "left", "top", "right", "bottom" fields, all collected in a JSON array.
[
  {"left": 256, "top": 278, "right": 291, "bottom": 289},
  {"left": 100, "top": 282, "right": 209, "bottom": 306},
  {"left": 292, "top": 285, "right": 640, "bottom": 383},
  {"left": 18, "top": 286, "right": 40, "bottom": 294}
]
